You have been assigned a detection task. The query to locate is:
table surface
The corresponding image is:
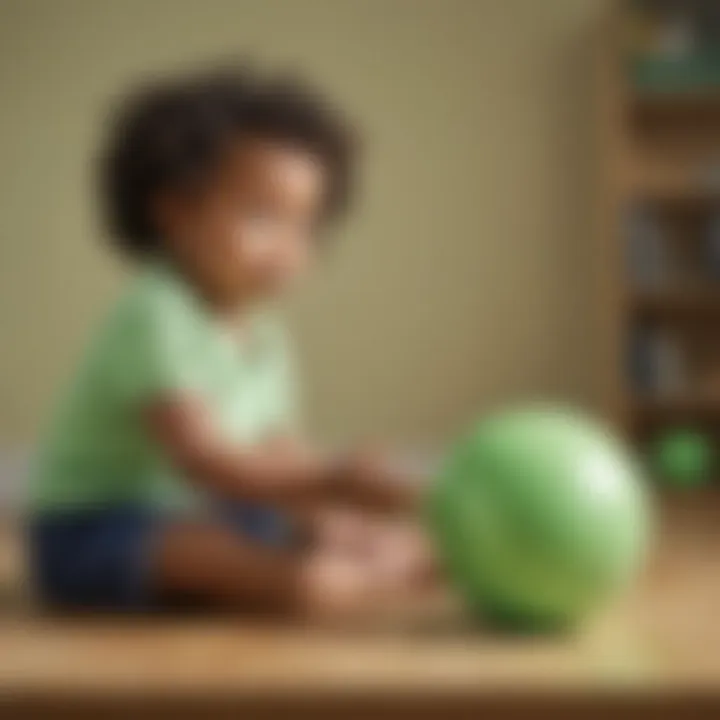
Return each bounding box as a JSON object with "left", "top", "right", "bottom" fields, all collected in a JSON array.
[{"left": 0, "top": 491, "right": 718, "bottom": 704}]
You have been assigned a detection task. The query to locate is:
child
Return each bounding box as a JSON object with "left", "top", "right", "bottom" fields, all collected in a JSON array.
[{"left": 28, "top": 66, "right": 433, "bottom": 619}]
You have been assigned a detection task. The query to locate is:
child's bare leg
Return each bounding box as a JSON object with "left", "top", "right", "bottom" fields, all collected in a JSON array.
[
  {"left": 153, "top": 521, "right": 383, "bottom": 619},
  {"left": 154, "top": 522, "right": 298, "bottom": 613}
]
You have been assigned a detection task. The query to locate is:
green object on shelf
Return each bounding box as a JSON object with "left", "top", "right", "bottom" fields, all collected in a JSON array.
[
  {"left": 428, "top": 408, "right": 650, "bottom": 633},
  {"left": 653, "top": 429, "right": 713, "bottom": 487},
  {"left": 631, "top": 51, "right": 720, "bottom": 93}
]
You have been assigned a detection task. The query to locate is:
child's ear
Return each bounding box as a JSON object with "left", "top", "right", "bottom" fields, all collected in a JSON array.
[{"left": 152, "top": 188, "right": 206, "bottom": 253}]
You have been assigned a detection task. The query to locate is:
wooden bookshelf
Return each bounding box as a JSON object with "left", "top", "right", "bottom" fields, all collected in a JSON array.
[{"left": 596, "top": 5, "right": 720, "bottom": 443}]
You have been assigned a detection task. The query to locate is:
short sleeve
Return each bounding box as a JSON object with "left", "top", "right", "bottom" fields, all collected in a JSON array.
[{"left": 107, "top": 277, "right": 204, "bottom": 405}]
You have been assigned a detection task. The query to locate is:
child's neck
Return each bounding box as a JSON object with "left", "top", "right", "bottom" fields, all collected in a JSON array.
[{"left": 166, "top": 257, "right": 255, "bottom": 325}]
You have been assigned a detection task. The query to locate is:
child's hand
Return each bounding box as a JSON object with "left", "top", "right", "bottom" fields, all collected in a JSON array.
[
  {"left": 334, "top": 448, "right": 426, "bottom": 514},
  {"left": 256, "top": 439, "right": 425, "bottom": 515},
  {"left": 312, "top": 507, "right": 377, "bottom": 555}
]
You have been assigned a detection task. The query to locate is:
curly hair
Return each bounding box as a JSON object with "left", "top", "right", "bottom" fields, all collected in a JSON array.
[{"left": 99, "top": 65, "right": 357, "bottom": 256}]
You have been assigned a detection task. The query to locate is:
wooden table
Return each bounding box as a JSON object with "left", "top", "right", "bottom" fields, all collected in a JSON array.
[{"left": 0, "top": 491, "right": 719, "bottom": 718}]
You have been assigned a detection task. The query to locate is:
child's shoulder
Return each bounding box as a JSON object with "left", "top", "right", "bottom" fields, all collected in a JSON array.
[
  {"left": 119, "top": 263, "right": 193, "bottom": 311},
  {"left": 106, "top": 265, "right": 292, "bottom": 358},
  {"left": 81, "top": 265, "right": 205, "bottom": 369},
  {"left": 109, "top": 263, "right": 200, "bottom": 331}
]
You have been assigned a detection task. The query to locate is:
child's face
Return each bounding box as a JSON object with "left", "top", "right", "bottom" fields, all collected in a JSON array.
[{"left": 158, "top": 138, "right": 328, "bottom": 305}]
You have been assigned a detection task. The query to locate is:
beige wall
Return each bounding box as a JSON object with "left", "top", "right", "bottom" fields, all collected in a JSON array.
[{"left": 0, "top": 0, "right": 604, "bottom": 446}]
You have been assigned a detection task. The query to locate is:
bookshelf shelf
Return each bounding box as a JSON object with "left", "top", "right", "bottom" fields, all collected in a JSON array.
[
  {"left": 628, "top": 158, "right": 720, "bottom": 204},
  {"left": 630, "top": 185, "right": 720, "bottom": 207},
  {"left": 632, "top": 89, "right": 720, "bottom": 123},
  {"left": 632, "top": 395, "right": 720, "bottom": 424},
  {"left": 632, "top": 288, "right": 720, "bottom": 315}
]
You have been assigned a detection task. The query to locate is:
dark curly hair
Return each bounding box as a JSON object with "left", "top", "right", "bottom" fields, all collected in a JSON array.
[{"left": 99, "top": 65, "right": 357, "bottom": 256}]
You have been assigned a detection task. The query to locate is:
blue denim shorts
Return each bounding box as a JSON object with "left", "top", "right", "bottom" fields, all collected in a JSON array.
[{"left": 28, "top": 503, "right": 293, "bottom": 611}]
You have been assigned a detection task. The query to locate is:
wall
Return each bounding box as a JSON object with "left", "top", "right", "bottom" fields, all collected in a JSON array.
[{"left": 0, "top": 0, "right": 604, "bottom": 447}]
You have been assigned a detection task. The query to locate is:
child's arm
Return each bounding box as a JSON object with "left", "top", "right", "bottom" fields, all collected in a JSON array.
[{"left": 145, "top": 395, "right": 420, "bottom": 513}]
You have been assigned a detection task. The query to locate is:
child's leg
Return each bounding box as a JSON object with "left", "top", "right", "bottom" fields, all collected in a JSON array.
[
  {"left": 153, "top": 521, "right": 302, "bottom": 614},
  {"left": 30, "top": 507, "right": 375, "bottom": 617},
  {"left": 30, "top": 507, "right": 434, "bottom": 618},
  {"left": 156, "top": 512, "right": 437, "bottom": 617},
  {"left": 153, "top": 520, "right": 396, "bottom": 619}
]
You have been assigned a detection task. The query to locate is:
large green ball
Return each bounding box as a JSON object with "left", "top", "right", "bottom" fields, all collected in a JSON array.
[{"left": 429, "top": 408, "right": 651, "bottom": 632}]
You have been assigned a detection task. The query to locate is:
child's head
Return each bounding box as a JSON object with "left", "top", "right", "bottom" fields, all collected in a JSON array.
[{"left": 100, "top": 66, "right": 356, "bottom": 305}]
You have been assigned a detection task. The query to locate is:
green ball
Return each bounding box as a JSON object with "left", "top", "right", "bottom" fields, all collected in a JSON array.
[
  {"left": 428, "top": 408, "right": 651, "bottom": 632},
  {"left": 652, "top": 430, "right": 712, "bottom": 487}
]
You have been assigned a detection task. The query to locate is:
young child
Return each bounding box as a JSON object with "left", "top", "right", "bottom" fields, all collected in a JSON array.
[{"left": 28, "top": 66, "right": 433, "bottom": 620}]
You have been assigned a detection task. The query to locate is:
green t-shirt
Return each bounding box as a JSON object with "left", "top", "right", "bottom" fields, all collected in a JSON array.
[{"left": 30, "top": 264, "right": 297, "bottom": 514}]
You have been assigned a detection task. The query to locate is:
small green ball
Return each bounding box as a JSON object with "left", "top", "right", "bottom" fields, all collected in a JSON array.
[{"left": 652, "top": 430, "right": 713, "bottom": 488}]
